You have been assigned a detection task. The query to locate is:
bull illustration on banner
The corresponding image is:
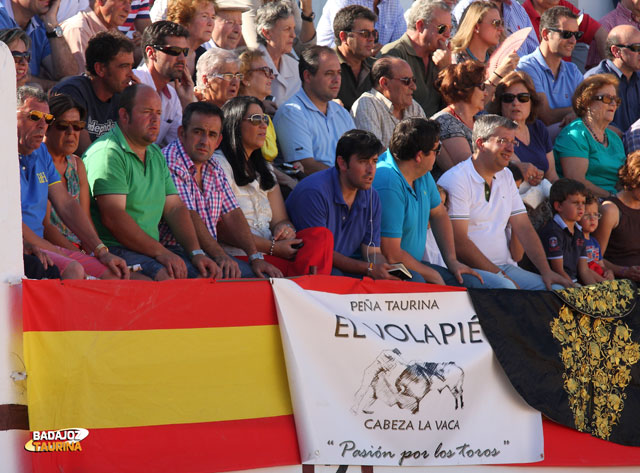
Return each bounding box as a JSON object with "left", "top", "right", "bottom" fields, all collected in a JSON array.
[{"left": 351, "top": 349, "right": 465, "bottom": 415}]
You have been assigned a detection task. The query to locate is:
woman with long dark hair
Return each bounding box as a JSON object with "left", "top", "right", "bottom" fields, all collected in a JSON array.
[{"left": 216, "top": 96, "right": 333, "bottom": 275}]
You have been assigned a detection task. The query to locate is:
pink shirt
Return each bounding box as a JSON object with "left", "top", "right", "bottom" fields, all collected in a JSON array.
[{"left": 61, "top": 10, "right": 110, "bottom": 73}]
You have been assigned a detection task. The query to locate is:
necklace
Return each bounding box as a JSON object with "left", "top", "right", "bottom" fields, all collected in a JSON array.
[
  {"left": 583, "top": 119, "right": 608, "bottom": 146},
  {"left": 448, "top": 105, "right": 473, "bottom": 129}
]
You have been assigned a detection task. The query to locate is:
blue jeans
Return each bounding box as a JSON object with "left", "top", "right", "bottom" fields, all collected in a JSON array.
[
  {"left": 499, "top": 264, "right": 564, "bottom": 290},
  {"left": 110, "top": 245, "right": 256, "bottom": 279},
  {"left": 417, "top": 263, "right": 516, "bottom": 289}
]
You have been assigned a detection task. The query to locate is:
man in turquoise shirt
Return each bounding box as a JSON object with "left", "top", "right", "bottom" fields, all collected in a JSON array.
[
  {"left": 372, "top": 117, "right": 484, "bottom": 287},
  {"left": 85, "top": 84, "right": 219, "bottom": 280}
]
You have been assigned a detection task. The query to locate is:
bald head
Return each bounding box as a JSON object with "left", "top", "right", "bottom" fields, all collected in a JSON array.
[{"left": 607, "top": 25, "right": 640, "bottom": 60}]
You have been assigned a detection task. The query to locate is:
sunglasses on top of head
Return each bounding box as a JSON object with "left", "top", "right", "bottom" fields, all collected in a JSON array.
[{"left": 547, "top": 28, "right": 584, "bottom": 40}]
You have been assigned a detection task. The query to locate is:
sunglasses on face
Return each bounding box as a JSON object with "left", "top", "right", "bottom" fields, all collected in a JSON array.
[
  {"left": 11, "top": 50, "right": 30, "bottom": 63},
  {"left": 153, "top": 44, "right": 189, "bottom": 56},
  {"left": 347, "top": 29, "right": 379, "bottom": 42},
  {"left": 501, "top": 92, "right": 531, "bottom": 103},
  {"left": 24, "top": 110, "right": 54, "bottom": 124},
  {"left": 436, "top": 24, "right": 450, "bottom": 35},
  {"left": 391, "top": 76, "right": 417, "bottom": 86},
  {"left": 547, "top": 28, "right": 584, "bottom": 40},
  {"left": 474, "top": 82, "right": 486, "bottom": 91},
  {"left": 615, "top": 43, "right": 640, "bottom": 53},
  {"left": 53, "top": 119, "right": 86, "bottom": 132},
  {"left": 594, "top": 94, "right": 622, "bottom": 106},
  {"left": 213, "top": 72, "right": 244, "bottom": 81},
  {"left": 485, "top": 19, "right": 504, "bottom": 29},
  {"left": 243, "top": 113, "right": 269, "bottom": 126},
  {"left": 249, "top": 66, "right": 275, "bottom": 79}
]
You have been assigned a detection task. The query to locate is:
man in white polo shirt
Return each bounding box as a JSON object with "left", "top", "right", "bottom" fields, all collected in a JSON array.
[{"left": 438, "top": 114, "right": 572, "bottom": 290}]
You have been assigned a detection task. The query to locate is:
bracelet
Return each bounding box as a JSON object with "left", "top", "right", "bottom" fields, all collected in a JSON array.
[
  {"left": 492, "top": 70, "right": 503, "bottom": 79},
  {"left": 269, "top": 239, "right": 276, "bottom": 256},
  {"left": 94, "top": 243, "right": 108, "bottom": 256}
]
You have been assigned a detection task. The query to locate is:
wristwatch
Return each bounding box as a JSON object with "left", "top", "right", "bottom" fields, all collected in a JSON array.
[
  {"left": 248, "top": 252, "right": 264, "bottom": 262},
  {"left": 46, "top": 25, "right": 63, "bottom": 39},
  {"left": 301, "top": 11, "right": 315, "bottom": 22},
  {"left": 190, "top": 249, "right": 206, "bottom": 260}
]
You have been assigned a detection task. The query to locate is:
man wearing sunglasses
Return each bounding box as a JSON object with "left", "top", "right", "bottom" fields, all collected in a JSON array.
[
  {"left": 585, "top": 25, "right": 640, "bottom": 134},
  {"left": 523, "top": 0, "right": 607, "bottom": 67},
  {"left": 0, "top": 0, "right": 77, "bottom": 89},
  {"left": 333, "top": 5, "right": 377, "bottom": 111},
  {"left": 84, "top": 84, "right": 220, "bottom": 281},
  {"left": 381, "top": 0, "right": 451, "bottom": 117},
  {"left": 134, "top": 21, "right": 194, "bottom": 148},
  {"left": 438, "top": 114, "right": 573, "bottom": 290},
  {"left": 588, "top": 0, "right": 640, "bottom": 67},
  {"left": 274, "top": 45, "right": 355, "bottom": 176},
  {"left": 352, "top": 57, "right": 425, "bottom": 148},
  {"left": 517, "top": 7, "right": 583, "bottom": 128},
  {"left": 52, "top": 31, "right": 136, "bottom": 155},
  {"left": 61, "top": 0, "right": 132, "bottom": 73},
  {"left": 17, "top": 86, "right": 129, "bottom": 280}
]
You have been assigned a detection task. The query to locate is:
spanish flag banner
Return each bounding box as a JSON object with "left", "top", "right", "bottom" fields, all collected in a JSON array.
[{"left": 23, "top": 278, "right": 300, "bottom": 473}]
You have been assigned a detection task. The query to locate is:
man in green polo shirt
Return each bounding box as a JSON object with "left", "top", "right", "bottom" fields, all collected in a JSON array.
[
  {"left": 381, "top": 0, "right": 451, "bottom": 117},
  {"left": 84, "top": 84, "right": 219, "bottom": 280}
]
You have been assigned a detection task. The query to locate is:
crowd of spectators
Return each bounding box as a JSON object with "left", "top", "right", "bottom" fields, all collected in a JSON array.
[{"left": 8, "top": 0, "right": 640, "bottom": 285}]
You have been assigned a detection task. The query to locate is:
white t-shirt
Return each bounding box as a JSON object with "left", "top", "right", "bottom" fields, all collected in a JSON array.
[{"left": 437, "top": 158, "right": 526, "bottom": 266}]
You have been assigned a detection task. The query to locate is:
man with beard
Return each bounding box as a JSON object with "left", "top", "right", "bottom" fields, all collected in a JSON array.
[
  {"left": 53, "top": 31, "right": 136, "bottom": 155},
  {"left": 286, "top": 130, "right": 398, "bottom": 279},
  {"left": 84, "top": 84, "right": 219, "bottom": 280},
  {"left": 135, "top": 20, "right": 196, "bottom": 147}
]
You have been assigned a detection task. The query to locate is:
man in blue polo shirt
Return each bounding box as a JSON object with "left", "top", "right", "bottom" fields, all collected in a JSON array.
[
  {"left": 286, "top": 129, "right": 398, "bottom": 279},
  {"left": 273, "top": 45, "right": 355, "bottom": 176},
  {"left": 0, "top": 0, "right": 76, "bottom": 89},
  {"left": 372, "top": 117, "right": 494, "bottom": 287},
  {"left": 517, "top": 7, "right": 583, "bottom": 127}
]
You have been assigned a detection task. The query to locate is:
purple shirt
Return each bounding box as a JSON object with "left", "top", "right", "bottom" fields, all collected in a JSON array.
[
  {"left": 160, "top": 139, "right": 238, "bottom": 246},
  {"left": 514, "top": 119, "right": 552, "bottom": 172},
  {"left": 285, "top": 167, "right": 381, "bottom": 258}
]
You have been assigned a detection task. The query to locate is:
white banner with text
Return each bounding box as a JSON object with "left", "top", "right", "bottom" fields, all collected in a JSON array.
[{"left": 272, "top": 279, "right": 543, "bottom": 466}]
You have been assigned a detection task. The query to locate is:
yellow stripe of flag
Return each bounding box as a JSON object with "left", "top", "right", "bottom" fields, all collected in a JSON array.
[{"left": 25, "top": 326, "right": 293, "bottom": 430}]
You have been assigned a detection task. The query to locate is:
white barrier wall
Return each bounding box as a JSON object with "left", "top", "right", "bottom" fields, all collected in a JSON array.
[{"left": 0, "top": 41, "right": 29, "bottom": 472}]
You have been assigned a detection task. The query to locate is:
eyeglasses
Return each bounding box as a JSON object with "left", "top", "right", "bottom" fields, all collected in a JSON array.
[
  {"left": 501, "top": 92, "right": 531, "bottom": 103},
  {"left": 216, "top": 17, "right": 242, "bottom": 27},
  {"left": 153, "top": 44, "right": 189, "bottom": 57},
  {"left": 212, "top": 72, "right": 244, "bottom": 81},
  {"left": 249, "top": 66, "right": 274, "bottom": 79},
  {"left": 583, "top": 212, "right": 602, "bottom": 220},
  {"left": 485, "top": 19, "right": 504, "bottom": 29},
  {"left": 433, "top": 141, "right": 442, "bottom": 155},
  {"left": 390, "top": 76, "right": 417, "bottom": 86},
  {"left": 436, "top": 24, "right": 449, "bottom": 35},
  {"left": 547, "top": 28, "right": 584, "bottom": 40},
  {"left": 347, "top": 29, "right": 379, "bottom": 42},
  {"left": 493, "top": 136, "right": 519, "bottom": 147},
  {"left": 615, "top": 43, "right": 640, "bottom": 53},
  {"left": 594, "top": 94, "right": 622, "bottom": 106},
  {"left": 243, "top": 113, "right": 269, "bottom": 126},
  {"left": 53, "top": 119, "right": 86, "bottom": 132},
  {"left": 11, "top": 50, "right": 30, "bottom": 63},
  {"left": 23, "top": 110, "right": 54, "bottom": 124}
]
